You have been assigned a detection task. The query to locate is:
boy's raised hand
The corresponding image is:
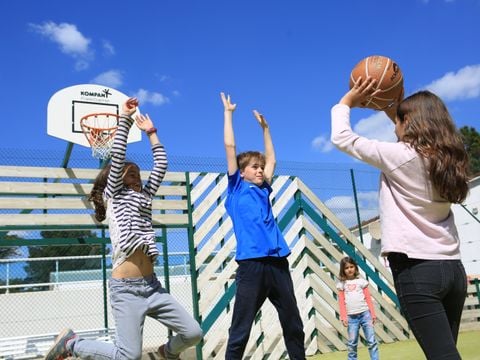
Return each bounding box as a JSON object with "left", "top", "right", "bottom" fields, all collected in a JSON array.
[
  {"left": 253, "top": 110, "right": 269, "bottom": 129},
  {"left": 221, "top": 92, "right": 237, "bottom": 112}
]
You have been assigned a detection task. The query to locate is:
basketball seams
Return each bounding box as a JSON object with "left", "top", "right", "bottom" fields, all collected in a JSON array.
[
  {"left": 378, "top": 77, "right": 403, "bottom": 93},
  {"left": 376, "top": 57, "right": 389, "bottom": 90}
]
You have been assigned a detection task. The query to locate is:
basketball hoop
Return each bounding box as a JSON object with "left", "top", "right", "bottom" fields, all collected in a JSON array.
[{"left": 80, "top": 113, "right": 120, "bottom": 159}]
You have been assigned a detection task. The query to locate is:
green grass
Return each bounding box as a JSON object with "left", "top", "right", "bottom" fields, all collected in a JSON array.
[{"left": 308, "top": 330, "right": 480, "bottom": 360}]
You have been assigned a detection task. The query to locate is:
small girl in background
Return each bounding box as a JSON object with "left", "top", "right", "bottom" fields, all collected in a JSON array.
[{"left": 337, "top": 256, "right": 379, "bottom": 360}]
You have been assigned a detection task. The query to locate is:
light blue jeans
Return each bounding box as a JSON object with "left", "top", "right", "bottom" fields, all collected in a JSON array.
[
  {"left": 347, "top": 310, "right": 378, "bottom": 360},
  {"left": 66, "top": 274, "right": 202, "bottom": 360}
]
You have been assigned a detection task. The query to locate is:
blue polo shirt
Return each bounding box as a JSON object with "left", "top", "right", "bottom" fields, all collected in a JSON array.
[{"left": 225, "top": 170, "right": 291, "bottom": 260}]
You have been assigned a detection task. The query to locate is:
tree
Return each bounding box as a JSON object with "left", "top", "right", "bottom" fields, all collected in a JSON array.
[
  {"left": 460, "top": 126, "right": 480, "bottom": 176},
  {"left": 0, "top": 234, "right": 23, "bottom": 293},
  {"left": 0, "top": 233, "right": 21, "bottom": 258},
  {"left": 24, "top": 230, "right": 108, "bottom": 289}
]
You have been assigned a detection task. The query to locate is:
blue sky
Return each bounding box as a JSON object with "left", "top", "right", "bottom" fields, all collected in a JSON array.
[{"left": 1, "top": 0, "right": 479, "bottom": 165}]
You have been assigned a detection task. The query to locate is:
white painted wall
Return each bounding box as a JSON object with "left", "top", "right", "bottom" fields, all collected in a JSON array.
[{"left": 452, "top": 176, "right": 480, "bottom": 277}]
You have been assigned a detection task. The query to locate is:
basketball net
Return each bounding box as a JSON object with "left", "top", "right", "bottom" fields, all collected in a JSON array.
[{"left": 80, "top": 113, "right": 119, "bottom": 160}]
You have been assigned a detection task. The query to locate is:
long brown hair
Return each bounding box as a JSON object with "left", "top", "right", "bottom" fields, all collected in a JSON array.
[
  {"left": 88, "top": 162, "right": 137, "bottom": 222},
  {"left": 396, "top": 91, "right": 470, "bottom": 203}
]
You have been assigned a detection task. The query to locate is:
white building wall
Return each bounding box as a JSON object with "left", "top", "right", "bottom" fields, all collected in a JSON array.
[{"left": 452, "top": 176, "right": 480, "bottom": 277}]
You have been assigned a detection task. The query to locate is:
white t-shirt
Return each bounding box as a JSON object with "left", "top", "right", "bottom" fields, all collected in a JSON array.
[{"left": 337, "top": 277, "right": 369, "bottom": 315}]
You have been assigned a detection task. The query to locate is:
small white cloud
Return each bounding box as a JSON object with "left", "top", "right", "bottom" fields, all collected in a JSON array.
[
  {"left": 75, "top": 60, "right": 89, "bottom": 71},
  {"left": 312, "top": 110, "right": 396, "bottom": 153},
  {"left": 311, "top": 135, "right": 334, "bottom": 153},
  {"left": 102, "top": 40, "right": 115, "bottom": 56},
  {"left": 354, "top": 112, "right": 397, "bottom": 142},
  {"left": 424, "top": 64, "right": 480, "bottom": 101},
  {"left": 324, "top": 192, "right": 379, "bottom": 227},
  {"left": 91, "top": 70, "right": 123, "bottom": 88},
  {"left": 29, "top": 21, "right": 93, "bottom": 70},
  {"left": 357, "top": 191, "right": 379, "bottom": 204},
  {"left": 7, "top": 231, "right": 29, "bottom": 238},
  {"left": 133, "top": 89, "right": 170, "bottom": 106},
  {"left": 158, "top": 75, "right": 169, "bottom": 82},
  {"left": 325, "top": 195, "right": 356, "bottom": 209}
]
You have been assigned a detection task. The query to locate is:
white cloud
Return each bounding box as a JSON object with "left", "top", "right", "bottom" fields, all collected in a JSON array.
[
  {"left": 75, "top": 60, "right": 89, "bottom": 71},
  {"left": 324, "top": 191, "right": 379, "bottom": 227},
  {"left": 91, "top": 70, "right": 123, "bottom": 88},
  {"left": 30, "top": 21, "right": 93, "bottom": 70},
  {"left": 133, "top": 89, "right": 170, "bottom": 106},
  {"left": 102, "top": 40, "right": 115, "bottom": 56},
  {"left": 353, "top": 112, "right": 396, "bottom": 142},
  {"left": 357, "top": 191, "right": 379, "bottom": 204},
  {"left": 424, "top": 64, "right": 480, "bottom": 101},
  {"left": 325, "top": 195, "right": 356, "bottom": 209},
  {"left": 311, "top": 110, "right": 396, "bottom": 153},
  {"left": 7, "top": 231, "right": 29, "bottom": 238},
  {"left": 311, "top": 135, "right": 334, "bottom": 153}
]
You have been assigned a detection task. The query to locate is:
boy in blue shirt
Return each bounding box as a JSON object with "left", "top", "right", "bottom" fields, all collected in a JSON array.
[{"left": 221, "top": 92, "right": 305, "bottom": 360}]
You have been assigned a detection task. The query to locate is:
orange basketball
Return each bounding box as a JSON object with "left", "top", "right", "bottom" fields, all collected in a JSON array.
[{"left": 349, "top": 55, "right": 403, "bottom": 110}]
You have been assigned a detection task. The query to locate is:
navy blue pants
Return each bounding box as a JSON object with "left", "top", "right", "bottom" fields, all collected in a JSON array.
[
  {"left": 388, "top": 253, "right": 467, "bottom": 360},
  {"left": 226, "top": 257, "right": 305, "bottom": 360}
]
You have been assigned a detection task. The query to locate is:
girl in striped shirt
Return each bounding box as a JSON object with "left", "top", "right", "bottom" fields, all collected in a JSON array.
[{"left": 46, "top": 97, "right": 202, "bottom": 360}]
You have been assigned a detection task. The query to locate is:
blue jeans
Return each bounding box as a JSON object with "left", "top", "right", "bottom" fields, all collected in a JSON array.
[
  {"left": 66, "top": 274, "right": 202, "bottom": 360},
  {"left": 347, "top": 310, "right": 378, "bottom": 360},
  {"left": 388, "top": 253, "right": 467, "bottom": 360},
  {"left": 226, "top": 257, "right": 305, "bottom": 360}
]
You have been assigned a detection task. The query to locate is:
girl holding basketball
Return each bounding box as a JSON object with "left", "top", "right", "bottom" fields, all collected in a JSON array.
[
  {"left": 337, "top": 256, "right": 378, "bottom": 360},
  {"left": 45, "top": 98, "right": 202, "bottom": 360},
  {"left": 331, "top": 77, "right": 469, "bottom": 360}
]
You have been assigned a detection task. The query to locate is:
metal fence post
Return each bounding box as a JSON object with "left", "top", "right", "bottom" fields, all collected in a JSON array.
[
  {"left": 101, "top": 230, "right": 109, "bottom": 331},
  {"left": 350, "top": 168, "right": 364, "bottom": 245},
  {"left": 184, "top": 172, "right": 203, "bottom": 360}
]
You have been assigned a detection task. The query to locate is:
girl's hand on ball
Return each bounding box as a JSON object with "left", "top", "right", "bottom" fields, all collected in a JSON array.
[{"left": 341, "top": 77, "right": 379, "bottom": 108}]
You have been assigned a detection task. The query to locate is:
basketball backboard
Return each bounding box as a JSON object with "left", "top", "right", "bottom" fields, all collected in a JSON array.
[{"left": 47, "top": 84, "right": 142, "bottom": 148}]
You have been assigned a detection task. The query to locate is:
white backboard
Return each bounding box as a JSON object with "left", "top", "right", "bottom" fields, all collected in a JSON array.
[{"left": 47, "top": 84, "right": 141, "bottom": 147}]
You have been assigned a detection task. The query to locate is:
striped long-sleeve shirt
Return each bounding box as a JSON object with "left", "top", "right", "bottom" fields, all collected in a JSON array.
[{"left": 104, "top": 116, "right": 168, "bottom": 269}]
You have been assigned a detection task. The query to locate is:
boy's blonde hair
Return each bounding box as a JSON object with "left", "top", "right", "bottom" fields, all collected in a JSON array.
[{"left": 237, "top": 151, "right": 265, "bottom": 171}]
